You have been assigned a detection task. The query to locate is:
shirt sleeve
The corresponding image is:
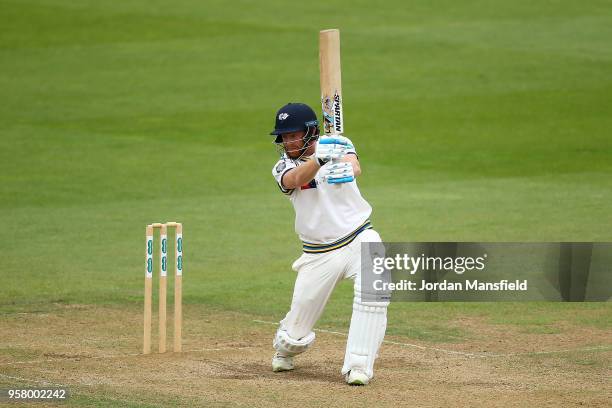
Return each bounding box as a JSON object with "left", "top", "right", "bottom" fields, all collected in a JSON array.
[{"left": 272, "top": 158, "right": 297, "bottom": 196}]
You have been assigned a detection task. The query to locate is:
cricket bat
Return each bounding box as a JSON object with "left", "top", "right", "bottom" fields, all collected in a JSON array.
[
  {"left": 319, "top": 29, "right": 344, "bottom": 136},
  {"left": 319, "top": 29, "right": 354, "bottom": 184}
]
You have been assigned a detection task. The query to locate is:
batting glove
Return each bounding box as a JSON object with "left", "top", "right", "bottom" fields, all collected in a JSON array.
[
  {"left": 322, "top": 161, "right": 355, "bottom": 184},
  {"left": 315, "top": 136, "right": 353, "bottom": 165}
]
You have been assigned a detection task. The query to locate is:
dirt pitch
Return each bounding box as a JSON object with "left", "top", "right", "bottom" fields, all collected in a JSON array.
[{"left": 1, "top": 304, "right": 610, "bottom": 407}]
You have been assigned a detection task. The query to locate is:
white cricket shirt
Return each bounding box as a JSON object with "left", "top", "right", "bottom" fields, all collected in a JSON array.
[{"left": 272, "top": 142, "right": 372, "bottom": 246}]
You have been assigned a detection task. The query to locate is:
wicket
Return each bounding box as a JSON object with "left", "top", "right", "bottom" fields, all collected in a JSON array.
[{"left": 144, "top": 222, "right": 183, "bottom": 354}]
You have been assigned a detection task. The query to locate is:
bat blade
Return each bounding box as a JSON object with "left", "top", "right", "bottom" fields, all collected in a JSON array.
[{"left": 319, "top": 29, "right": 343, "bottom": 136}]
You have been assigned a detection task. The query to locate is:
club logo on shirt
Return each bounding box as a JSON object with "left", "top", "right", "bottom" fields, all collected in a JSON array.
[{"left": 276, "top": 161, "right": 286, "bottom": 173}]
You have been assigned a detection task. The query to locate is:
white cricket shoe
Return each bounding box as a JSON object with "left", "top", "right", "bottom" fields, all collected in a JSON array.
[
  {"left": 271, "top": 352, "right": 294, "bottom": 372},
  {"left": 346, "top": 369, "right": 369, "bottom": 385}
]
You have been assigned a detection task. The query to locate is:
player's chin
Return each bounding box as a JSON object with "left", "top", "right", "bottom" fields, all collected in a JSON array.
[{"left": 286, "top": 151, "right": 301, "bottom": 160}]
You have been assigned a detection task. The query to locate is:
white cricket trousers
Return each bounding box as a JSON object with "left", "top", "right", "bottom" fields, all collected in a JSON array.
[{"left": 279, "top": 228, "right": 388, "bottom": 379}]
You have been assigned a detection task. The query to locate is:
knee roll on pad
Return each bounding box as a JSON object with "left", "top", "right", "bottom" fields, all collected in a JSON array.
[
  {"left": 273, "top": 329, "right": 315, "bottom": 357},
  {"left": 354, "top": 298, "right": 390, "bottom": 309},
  {"left": 353, "top": 303, "right": 387, "bottom": 314},
  {"left": 354, "top": 285, "right": 390, "bottom": 308}
]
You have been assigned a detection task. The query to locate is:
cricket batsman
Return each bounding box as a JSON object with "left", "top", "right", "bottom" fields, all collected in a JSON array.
[{"left": 269, "top": 102, "right": 388, "bottom": 385}]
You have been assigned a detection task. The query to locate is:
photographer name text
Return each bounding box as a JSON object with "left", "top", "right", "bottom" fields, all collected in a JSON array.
[{"left": 373, "top": 279, "right": 528, "bottom": 291}]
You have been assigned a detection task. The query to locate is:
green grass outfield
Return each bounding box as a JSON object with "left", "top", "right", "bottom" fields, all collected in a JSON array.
[{"left": 1, "top": 0, "right": 611, "bottom": 345}]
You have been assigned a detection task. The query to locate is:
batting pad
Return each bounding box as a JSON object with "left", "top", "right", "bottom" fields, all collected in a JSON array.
[{"left": 341, "top": 300, "right": 388, "bottom": 379}]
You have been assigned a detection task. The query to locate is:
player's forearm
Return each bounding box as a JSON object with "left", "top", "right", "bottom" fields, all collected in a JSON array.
[{"left": 281, "top": 158, "right": 320, "bottom": 189}]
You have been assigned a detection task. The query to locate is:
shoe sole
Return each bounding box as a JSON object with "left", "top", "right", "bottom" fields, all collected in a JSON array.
[
  {"left": 346, "top": 371, "right": 369, "bottom": 386},
  {"left": 272, "top": 364, "right": 294, "bottom": 372}
]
